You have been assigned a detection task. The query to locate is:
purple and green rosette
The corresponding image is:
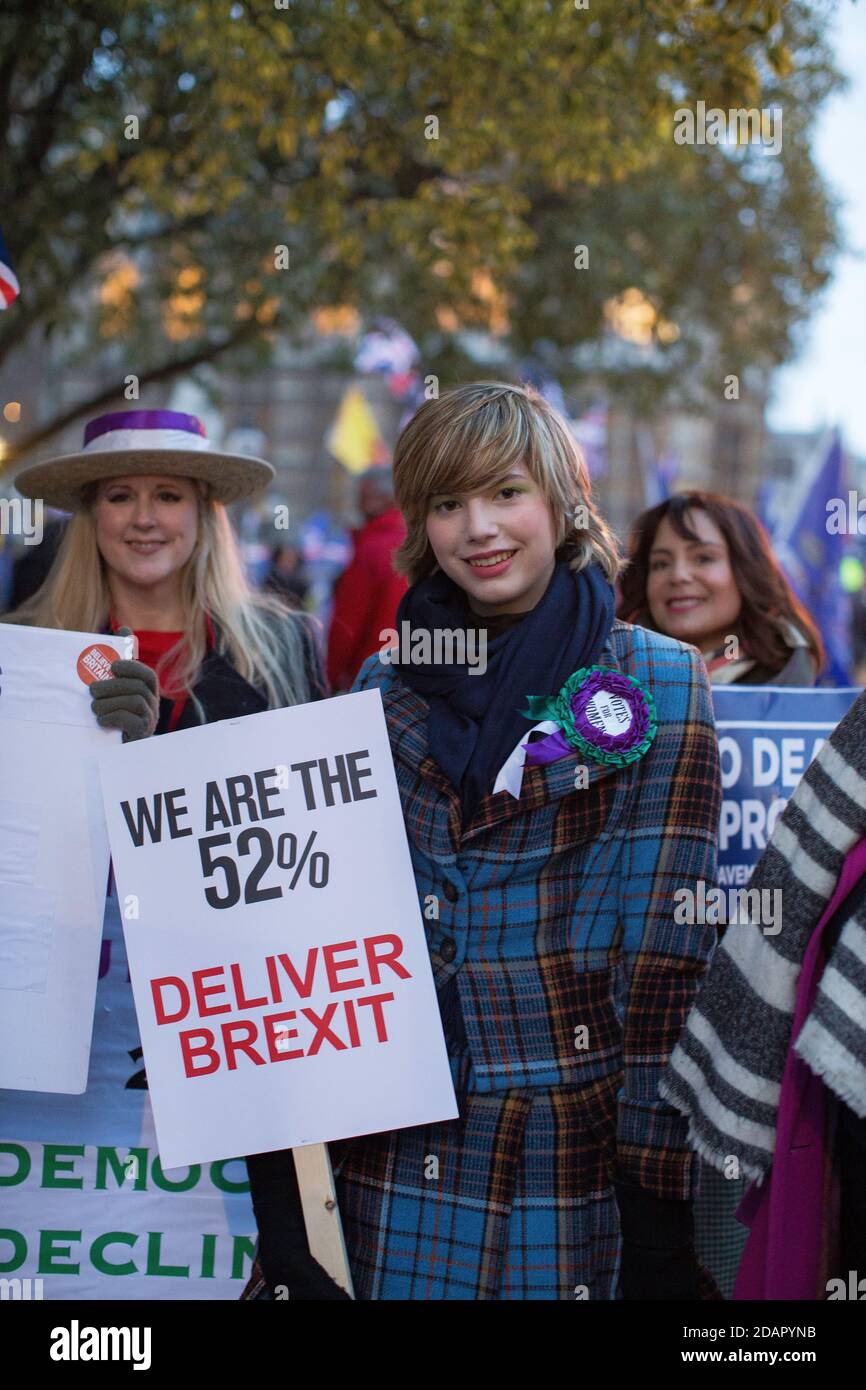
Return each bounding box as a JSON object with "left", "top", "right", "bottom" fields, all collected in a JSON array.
[{"left": 521, "top": 665, "right": 657, "bottom": 769}]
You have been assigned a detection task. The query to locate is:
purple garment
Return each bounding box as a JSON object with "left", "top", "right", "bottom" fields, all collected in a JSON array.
[{"left": 733, "top": 838, "right": 866, "bottom": 1300}]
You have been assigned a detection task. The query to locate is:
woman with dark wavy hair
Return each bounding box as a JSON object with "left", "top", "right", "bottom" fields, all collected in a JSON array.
[
  {"left": 618, "top": 491, "right": 823, "bottom": 687},
  {"left": 619, "top": 490, "right": 824, "bottom": 1299}
]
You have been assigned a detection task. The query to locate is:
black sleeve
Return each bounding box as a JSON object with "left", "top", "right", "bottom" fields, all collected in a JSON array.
[
  {"left": 245, "top": 1149, "right": 308, "bottom": 1282},
  {"left": 244, "top": 1148, "right": 352, "bottom": 1299},
  {"left": 298, "top": 613, "right": 330, "bottom": 702},
  {"left": 259, "top": 603, "right": 330, "bottom": 703},
  {"left": 615, "top": 1180, "right": 699, "bottom": 1300}
]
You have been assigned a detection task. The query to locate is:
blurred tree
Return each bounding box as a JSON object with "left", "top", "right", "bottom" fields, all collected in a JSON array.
[{"left": 0, "top": 0, "right": 840, "bottom": 462}]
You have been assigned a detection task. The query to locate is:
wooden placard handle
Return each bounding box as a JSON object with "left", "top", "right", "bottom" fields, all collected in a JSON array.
[{"left": 292, "top": 1143, "right": 355, "bottom": 1298}]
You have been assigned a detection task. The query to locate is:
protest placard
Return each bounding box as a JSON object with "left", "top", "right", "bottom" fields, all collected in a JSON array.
[
  {"left": 98, "top": 688, "right": 458, "bottom": 1171},
  {"left": 712, "top": 685, "right": 860, "bottom": 890},
  {"left": 0, "top": 623, "right": 133, "bottom": 1094},
  {"left": 0, "top": 889, "right": 257, "bottom": 1299}
]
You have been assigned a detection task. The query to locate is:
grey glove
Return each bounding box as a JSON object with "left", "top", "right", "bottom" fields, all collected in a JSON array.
[{"left": 90, "top": 628, "right": 160, "bottom": 741}]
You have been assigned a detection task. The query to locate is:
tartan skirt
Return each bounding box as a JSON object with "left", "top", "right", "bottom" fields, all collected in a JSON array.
[{"left": 331, "top": 1071, "right": 622, "bottom": 1300}]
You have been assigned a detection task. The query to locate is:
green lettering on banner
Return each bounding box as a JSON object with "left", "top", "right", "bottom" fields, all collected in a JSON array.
[
  {"left": 0, "top": 1148, "right": 256, "bottom": 1288},
  {"left": 200, "top": 1233, "right": 217, "bottom": 1278},
  {"left": 91, "top": 1231, "right": 138, "bottom": 1276},
  {"left": 146, "top": 1232, "right": 189, "bottom": 1278},
  {"left": 0, "top": 1144, "right": 31, "bottom": 1186},
  {"left": 210, "top": 1159, "right": 249, "bottom": 1194},
  {"left": 42, "top": 1145, "right": 85, "bottom": 1189},
  {"left": 38, "top": 1229, "right": 80, "bottom": 1274},
  {"left": 151, "top": 1158, "right": 200, "bottom": 1192},
  {"left": 231, "top": 1234, "right": 256, "bottom": 1280},
  {"left": 95, "top": 1147, "right": 148, "bottom": 1191},
  {"left": 0, "top": 1230, "right": 26, "bottom": 1272}
]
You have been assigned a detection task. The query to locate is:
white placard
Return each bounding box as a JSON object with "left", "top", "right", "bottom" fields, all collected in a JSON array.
[
  {"left": 98, "top": 689, "right": 458, "bottom": 1169},
  {"left": 0, "top": 623, "right": 133, "bottom": 1092},
  {"left": 0, "top": 889, "right": 258, "bottom": 1300}
]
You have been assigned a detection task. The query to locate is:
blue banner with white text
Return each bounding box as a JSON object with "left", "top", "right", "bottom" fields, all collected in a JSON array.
[{"left": 711, "top": 686, "right": 861, "bottom": 886}]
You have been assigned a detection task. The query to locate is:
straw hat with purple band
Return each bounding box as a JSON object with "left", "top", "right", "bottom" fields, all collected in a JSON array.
[{"left": 14, "top": 409, "right": 275, "bottom": 512}]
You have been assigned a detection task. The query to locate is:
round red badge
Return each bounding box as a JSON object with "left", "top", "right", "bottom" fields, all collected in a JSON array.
[{"left": 77, "top": 644, "right": 121, "bottom": 686}]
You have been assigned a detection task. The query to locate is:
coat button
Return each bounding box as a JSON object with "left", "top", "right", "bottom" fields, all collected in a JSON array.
[
  {"left": 439, "top": 937, "right": 457, "bottom": 963},
  {"left": 442, "top": 879, "right": 459, "bottom": 903}
]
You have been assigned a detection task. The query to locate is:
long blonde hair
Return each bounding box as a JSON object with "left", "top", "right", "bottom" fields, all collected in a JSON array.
[
  {"left": 392, "top": 381, "right": 622, "bottom": 585},
  {"left": 2, "top": 480, "right": 318, "bottom": 715}
]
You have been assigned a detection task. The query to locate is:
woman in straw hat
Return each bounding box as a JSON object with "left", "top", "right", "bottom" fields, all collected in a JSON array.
[
  {"left": 6, "top": 407, "right": 347, "bottom": 1299},
  {"left": 7, "top": 408, "right": 326, "bottom": 727}
]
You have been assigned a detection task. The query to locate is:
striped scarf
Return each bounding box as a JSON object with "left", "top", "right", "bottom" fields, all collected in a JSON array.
[{"left": 660, "top": 690, "right": 866, "bottom": 1183}]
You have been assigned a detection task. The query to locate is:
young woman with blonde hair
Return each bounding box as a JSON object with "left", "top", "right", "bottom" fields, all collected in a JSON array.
[
  {"left": 245, "top": 381, "right": 724, "bottom": 1300},
  {"left": 7, "top": 409, "right": 323, "bottom": 727}
]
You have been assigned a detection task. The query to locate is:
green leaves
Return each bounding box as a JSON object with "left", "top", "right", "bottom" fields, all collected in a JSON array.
[{"left": 0, "top": 0, "right": 840, "bottom": 411}]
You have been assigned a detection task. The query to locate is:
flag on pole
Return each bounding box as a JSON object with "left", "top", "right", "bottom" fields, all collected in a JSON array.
[
  {"left": 571, "top": 403, "right": 608, "bottom": 478},
  {"left": 635, "top": 423, "right": 678, "bottom": 508},
  {"left": 354, "top": 320, "right": 419, "bottom": 378},
  {"left": 326, "top": 386, "right": 387, "bottom": 474},
  {"left": 774, "top": 429, "right": 851, "bottom": 685},
  {"left": 518, "top": 360, "right": 567, "bottom": 418},
  {"left": 754, "top": 477, "right": 779, "bottom": 536},
  {"left": 0, "top": 227, "right": 20, "bottom": 310}
]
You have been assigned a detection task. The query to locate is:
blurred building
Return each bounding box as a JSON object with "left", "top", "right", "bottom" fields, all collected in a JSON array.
[{"left": 4, "top": 309, "right": 854, "bottom": 564}]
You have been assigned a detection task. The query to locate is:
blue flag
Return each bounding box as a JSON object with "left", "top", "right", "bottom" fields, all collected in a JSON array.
[{"left": 774, "top": 430, "right": 851, "bottom": 685}]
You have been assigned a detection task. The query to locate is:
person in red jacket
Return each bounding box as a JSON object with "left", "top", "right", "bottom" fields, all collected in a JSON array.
[{"left": 326, "top": 466, "right": 408, "bottom": 691}]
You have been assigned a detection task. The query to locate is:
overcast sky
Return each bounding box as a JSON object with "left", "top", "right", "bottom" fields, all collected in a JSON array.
[{"left": 766, "top": 1, "right": 866, "bottom": 456}]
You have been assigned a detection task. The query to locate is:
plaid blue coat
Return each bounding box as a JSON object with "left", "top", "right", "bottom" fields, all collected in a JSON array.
[{"left": 333, "top": 619, "right": 721, "bottom": 1299}]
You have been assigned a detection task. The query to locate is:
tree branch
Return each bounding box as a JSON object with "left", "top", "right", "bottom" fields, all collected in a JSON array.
[
  {"left": 0, "top": 317, "right": 265, "bottom": 477},
  {"left": 8, "top": 26, "right": 103, "bottom": 196},
  {"left": 369, "top": 0, "right": 439, "bottom": 47}
]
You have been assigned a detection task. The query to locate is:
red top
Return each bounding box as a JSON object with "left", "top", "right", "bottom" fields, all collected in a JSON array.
[{"left": 326, "top": 507, "right": 408, "bottom": 691}]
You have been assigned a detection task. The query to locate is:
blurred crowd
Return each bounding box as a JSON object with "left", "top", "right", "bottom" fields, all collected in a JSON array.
[{"left": 3, "top": 466, "right": 866, "bottom": 697}]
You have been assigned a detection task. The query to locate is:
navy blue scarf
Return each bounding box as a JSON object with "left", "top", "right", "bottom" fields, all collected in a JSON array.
[{"left": 393, "top": 557, "right": 615, "bottom": 823}]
